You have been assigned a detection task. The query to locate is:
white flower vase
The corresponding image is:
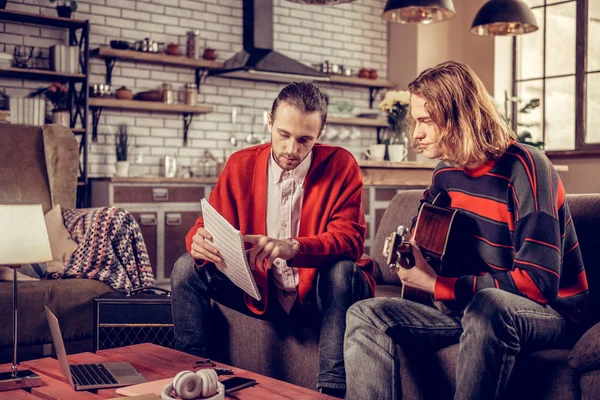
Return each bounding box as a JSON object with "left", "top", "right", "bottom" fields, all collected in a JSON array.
[{"left": 115, "top": 161, "right": 130, "bottom": 177}]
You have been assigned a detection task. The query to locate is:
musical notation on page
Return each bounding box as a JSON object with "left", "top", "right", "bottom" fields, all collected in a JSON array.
[{"left": 200, "top": 199, "right": 261, "bottom": 301}]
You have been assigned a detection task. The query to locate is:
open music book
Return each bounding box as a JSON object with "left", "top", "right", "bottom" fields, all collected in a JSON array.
[{"left": 201, "top": 199, "right": 261, "bottom": 301}]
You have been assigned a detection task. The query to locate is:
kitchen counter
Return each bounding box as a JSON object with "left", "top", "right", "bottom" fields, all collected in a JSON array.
[
  {"left": 91, "top": 176, "right": 219, "bottom": 184},
  {"left": 91, "top": 161, "right": 567, "bottom": 188}
]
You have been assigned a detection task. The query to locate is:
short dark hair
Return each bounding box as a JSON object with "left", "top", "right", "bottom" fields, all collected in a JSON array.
[{"left": 270, "top": 82, "right": 328, "bottom": 132}]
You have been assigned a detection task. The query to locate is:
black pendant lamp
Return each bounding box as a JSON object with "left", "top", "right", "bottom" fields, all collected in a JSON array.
[
  {"left": 285, "top": 0, "right": 356, "bottom": 4},
  {"left": 382, "top": 0, "right": 456, "bottom": 24},
  {"left": 471, "top": 0, "right": 539, "bottom": 36}
]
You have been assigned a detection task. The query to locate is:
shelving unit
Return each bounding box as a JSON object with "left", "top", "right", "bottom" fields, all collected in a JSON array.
[
  {"left": 0, "top": 9, "right": 90, "bottom": 208},
  {"left": 88, "top": 98, "right": 213, "bottom": 145},
  {"left": 90, "top": 47, "right": 224, "bottom": 90},
  {"left": 327, "top": 116, "right": 387, "bottom": 128},
  {"left": 89, "top": 47, "right": 221, "bottom": 146},
  {"left": 206, "top": 69, "right": 393, "bottom": 108},
  {"left": 0, "top": 67, "right": 86, "bottom": 81}
]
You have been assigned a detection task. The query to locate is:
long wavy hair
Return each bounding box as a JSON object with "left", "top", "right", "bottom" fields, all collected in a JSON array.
[{"left": 406, "top": 61, "right": 516, "bottom": 167}]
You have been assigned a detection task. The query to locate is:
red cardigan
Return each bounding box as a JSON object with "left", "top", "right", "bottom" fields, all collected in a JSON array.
[{"left": 185, "top": 143, "right": 375, "bottom": 314}]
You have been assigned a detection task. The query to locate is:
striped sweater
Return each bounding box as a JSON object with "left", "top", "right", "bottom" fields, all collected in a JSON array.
[{"left": 424, "top": 142, "right": 588, "bottom": 322}]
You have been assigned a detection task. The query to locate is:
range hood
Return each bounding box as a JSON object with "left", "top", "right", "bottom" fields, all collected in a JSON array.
[{"left": 208, "top": 0, "right": 330, "bottom": 83}]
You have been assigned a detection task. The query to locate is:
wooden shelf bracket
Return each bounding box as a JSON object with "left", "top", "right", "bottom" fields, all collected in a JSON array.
[
  {"left": 183, "top": 113, "right": 193, "bottom": 146},
  {"left": 91, "top": 107, "right": 102, "bottom": 142},
  {"left": 194, "top": 67, "right": 207, "bottom": 93},
  {"left": 104, "top": 57, "right": 117, "bottom": 85},
  {"left": 369, "top": 87, "right": 382, "bottom": 109}
]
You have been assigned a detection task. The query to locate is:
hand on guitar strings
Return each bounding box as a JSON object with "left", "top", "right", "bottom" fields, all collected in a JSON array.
[{"left": 396, "top": 241, "right": 437, "bottom": 294}]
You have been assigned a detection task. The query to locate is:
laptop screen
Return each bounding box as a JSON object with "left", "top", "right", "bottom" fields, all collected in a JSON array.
[{"left": 45, "top": 305, "right": 74, "bottom": 386}]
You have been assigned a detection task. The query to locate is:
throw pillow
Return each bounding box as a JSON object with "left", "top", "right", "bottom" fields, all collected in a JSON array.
[{"left": 44, "top": 204, "right": 78, "bottom": 273}]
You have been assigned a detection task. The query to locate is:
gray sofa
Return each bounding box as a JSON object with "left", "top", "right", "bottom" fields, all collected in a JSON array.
[
  {"left": 212, "top": 189, "right": 600, "bottom": 399},
  {"left": 0, "top": 124, "right": 113, "bottom": 363}
]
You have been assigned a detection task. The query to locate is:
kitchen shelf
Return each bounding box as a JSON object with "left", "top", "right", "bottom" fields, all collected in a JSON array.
[
  {"left": 207, "top": 70, "right": 393, "bottom": 108},
  {"left": 327, "top": 116, "right": 387, "bottom": 128},
  {"left": 90, "top": 47, "right": 224, "bottom": 90},
  {"left": 328, "top": 75, "right": 393, "bottom": 89},
  {"left": 0, "top": 67, "right": 85, "bottom": 82},
  {"left": 0, "top": 9, "right": 86, "bottom": 29},
  {"left": 88, "top": 98, "right": 214, "bottom": 145},
  {"left": 327, "top": 116, "right": 388, "bottom": 142}
]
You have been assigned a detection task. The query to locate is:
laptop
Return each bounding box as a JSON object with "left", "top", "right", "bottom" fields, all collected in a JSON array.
[{"left": 45, "top": 306, "right": 147, "bottom": 390}]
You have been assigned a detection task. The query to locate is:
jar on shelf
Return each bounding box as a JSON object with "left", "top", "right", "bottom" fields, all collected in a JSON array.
[
  {"left": 186, "top": 30, "right": 201, "bottom": 59},
  {"left": 183, "top": 83, "right": 197, "bottom": 106},
  {"left": 161, "top": 83, "right": 174, "bottom": 104}
]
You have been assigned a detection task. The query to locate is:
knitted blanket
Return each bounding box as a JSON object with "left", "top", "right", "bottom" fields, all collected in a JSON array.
[{"left": 47, "top": 207, "right": 155, "bottom": 290}]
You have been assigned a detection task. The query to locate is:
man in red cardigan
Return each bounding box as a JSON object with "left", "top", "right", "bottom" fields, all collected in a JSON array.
[{"left": 171, "top": 82, "right": 374, "bottom": 398}]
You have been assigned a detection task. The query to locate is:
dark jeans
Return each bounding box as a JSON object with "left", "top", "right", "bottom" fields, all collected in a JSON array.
[
  {"left": 344, "top": 288, "right": 567, "bottom": 400},
  {"left": 171, "top": 252, "right": 371, "bottom": 391}
]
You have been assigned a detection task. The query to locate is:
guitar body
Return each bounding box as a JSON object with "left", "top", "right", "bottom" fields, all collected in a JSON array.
[
  {"left": 382, "top": 196, "right": 479, "bottom": 314},
  {"left": 412, "top": 202, "right": 457, "bottom": 273}
]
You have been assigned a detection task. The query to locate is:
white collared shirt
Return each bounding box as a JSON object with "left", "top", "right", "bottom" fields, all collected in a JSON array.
[{"left": 266, "top": 151, "right": 312, "bottom": 313}]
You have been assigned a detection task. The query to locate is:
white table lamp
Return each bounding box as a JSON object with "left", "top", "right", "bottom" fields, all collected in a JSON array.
[{"left": 0, "top": 204, "right": 53, "bottom": 391}]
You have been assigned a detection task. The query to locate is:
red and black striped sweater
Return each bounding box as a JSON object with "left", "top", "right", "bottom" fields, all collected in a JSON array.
[{"left": 425, "top": 142, "right": 588, "bottom": 322}]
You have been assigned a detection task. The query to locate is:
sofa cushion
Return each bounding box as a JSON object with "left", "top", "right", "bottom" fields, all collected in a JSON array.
[
  {"left": 212, "top": 302, "right": 320, "bottom": 390},
  {"left": 0, "top": 279, "right": 112, "bottom": 349},
  {"left": 44, "top": 204, "right": 78, "bottom": 273},
  {"left": 567, "top": 194, "right": 600, "bottom": 326}
]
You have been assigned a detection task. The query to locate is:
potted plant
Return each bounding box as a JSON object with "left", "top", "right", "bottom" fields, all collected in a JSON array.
[
  {"left": 44, "top": 82, "right": 70, "bottom": 127},
  {"left": 115, "top": 124, "right": 129, "bottom": 177},
  {"left": 501, "top": 91, "right": 544, "bottom": 150},
  {"left": 379, "top": 90, "right": 410, "bottom": 161},
  {"left": 49, "top": 0, "right": 78, "bottom": 18}
]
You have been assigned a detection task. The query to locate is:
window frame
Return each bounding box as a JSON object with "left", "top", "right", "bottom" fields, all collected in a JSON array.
[{"left": 512, "top": 0, "right": 599, "bottom": 156}]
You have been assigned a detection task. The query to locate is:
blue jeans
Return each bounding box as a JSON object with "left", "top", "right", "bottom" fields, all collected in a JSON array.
[
  {"left": 344, "top": 288, "right": 567, "bottom": 400},
  {"left": 171, "top": 253, "right": 371, "bottom": 391}
]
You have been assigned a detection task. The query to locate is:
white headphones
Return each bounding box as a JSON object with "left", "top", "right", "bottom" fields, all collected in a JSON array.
[{"left": 161, "top": 369, "right": 225, "bottom": 400}]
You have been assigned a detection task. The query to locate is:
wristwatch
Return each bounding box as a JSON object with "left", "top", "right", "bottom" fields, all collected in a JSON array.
[{"left": 289, "top": 238, "right": 300, "bottom": 254}]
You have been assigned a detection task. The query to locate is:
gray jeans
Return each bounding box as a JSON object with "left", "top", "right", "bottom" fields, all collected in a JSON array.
[{"left": 344, "top": 288, "right": 567, "bottom": 400}]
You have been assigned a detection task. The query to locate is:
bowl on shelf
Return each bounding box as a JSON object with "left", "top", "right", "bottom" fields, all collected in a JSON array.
[
  {"left": 202, "top": 48, "right": 217, "bottom": 61},
  {"left": 115, "top": 86, "right": 133, "bottom": 100},
  {"left": 110, "top": 40, "right": 131, "bottom": 50},
  {"left": 166, "top": 43, "right": 180, "bottom": 56},
  {"left": 134, "top": 90, "right": 162, "bottom": 102}
]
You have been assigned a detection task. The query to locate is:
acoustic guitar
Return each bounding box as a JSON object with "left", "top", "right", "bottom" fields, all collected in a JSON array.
[{"left": 382, "top": 199, "right": 475, "bottom": 314}]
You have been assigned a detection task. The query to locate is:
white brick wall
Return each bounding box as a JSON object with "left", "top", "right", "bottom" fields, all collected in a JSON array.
[{"left": 1, "top": 0, "right": 389, "bottom": 177}]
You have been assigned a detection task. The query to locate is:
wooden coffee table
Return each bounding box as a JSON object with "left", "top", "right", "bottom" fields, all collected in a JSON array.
[{"left": 0, "top": 343, "right": 333, "bottom": 399}]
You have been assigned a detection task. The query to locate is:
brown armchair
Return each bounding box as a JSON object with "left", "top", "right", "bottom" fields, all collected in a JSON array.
[{"left": 0, "top": 124, "right": 113, "bottom": 363}]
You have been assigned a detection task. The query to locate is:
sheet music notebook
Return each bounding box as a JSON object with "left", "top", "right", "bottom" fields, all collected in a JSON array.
[{"left": 201, "top": 199, "right": 261, "bottom": 301}]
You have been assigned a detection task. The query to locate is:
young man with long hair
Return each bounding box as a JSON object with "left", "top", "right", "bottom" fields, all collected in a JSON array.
[
  {"left": 344, "top": 61, "right": 588, "bottom": 399},
  {"left": 171, "top": 82, "right": 374, "bottom": 398}
]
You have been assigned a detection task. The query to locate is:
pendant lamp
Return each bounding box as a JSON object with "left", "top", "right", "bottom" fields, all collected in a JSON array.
[
  {"left": 382, "top": 0, "right": 456, "bottom": 24},
  {"left": 471, "top": 0, "right": 539, "bottom": 36}
]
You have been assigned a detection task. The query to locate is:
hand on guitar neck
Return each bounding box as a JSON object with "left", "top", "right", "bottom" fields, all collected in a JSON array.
[
  {"left": 382, "top": 203, "right": 459, "bottom": 297},
  {"left": 383, "top": 229, "right": 437, "bottom": 294}
]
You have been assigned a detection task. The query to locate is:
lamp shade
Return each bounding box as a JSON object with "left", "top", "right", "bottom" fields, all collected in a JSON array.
[
  {"left": 471, "top": 0, "right": 539, "bottom": 36},
  {"left": 0, "top": 205, "right": 52, "bottom": 265},
  {"left": 383, "top": 0, "right": 456, "bottom": 24},
  {"left": 285, "top": 0, "right": 356, "bottom": 4}
]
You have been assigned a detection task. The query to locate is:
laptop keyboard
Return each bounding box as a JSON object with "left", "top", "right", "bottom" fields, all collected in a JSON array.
[{"left": 70, "top": 364, "right": 118, "bottom": 386}]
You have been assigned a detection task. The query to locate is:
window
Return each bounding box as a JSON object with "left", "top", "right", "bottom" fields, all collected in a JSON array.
[{"left": 514, "top": 0, "right": 599, "bottom": 153}]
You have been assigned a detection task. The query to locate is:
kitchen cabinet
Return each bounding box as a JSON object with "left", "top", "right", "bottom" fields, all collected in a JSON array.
[{"left": 90, "top": 177, "right": 217, "bottom": 284}]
